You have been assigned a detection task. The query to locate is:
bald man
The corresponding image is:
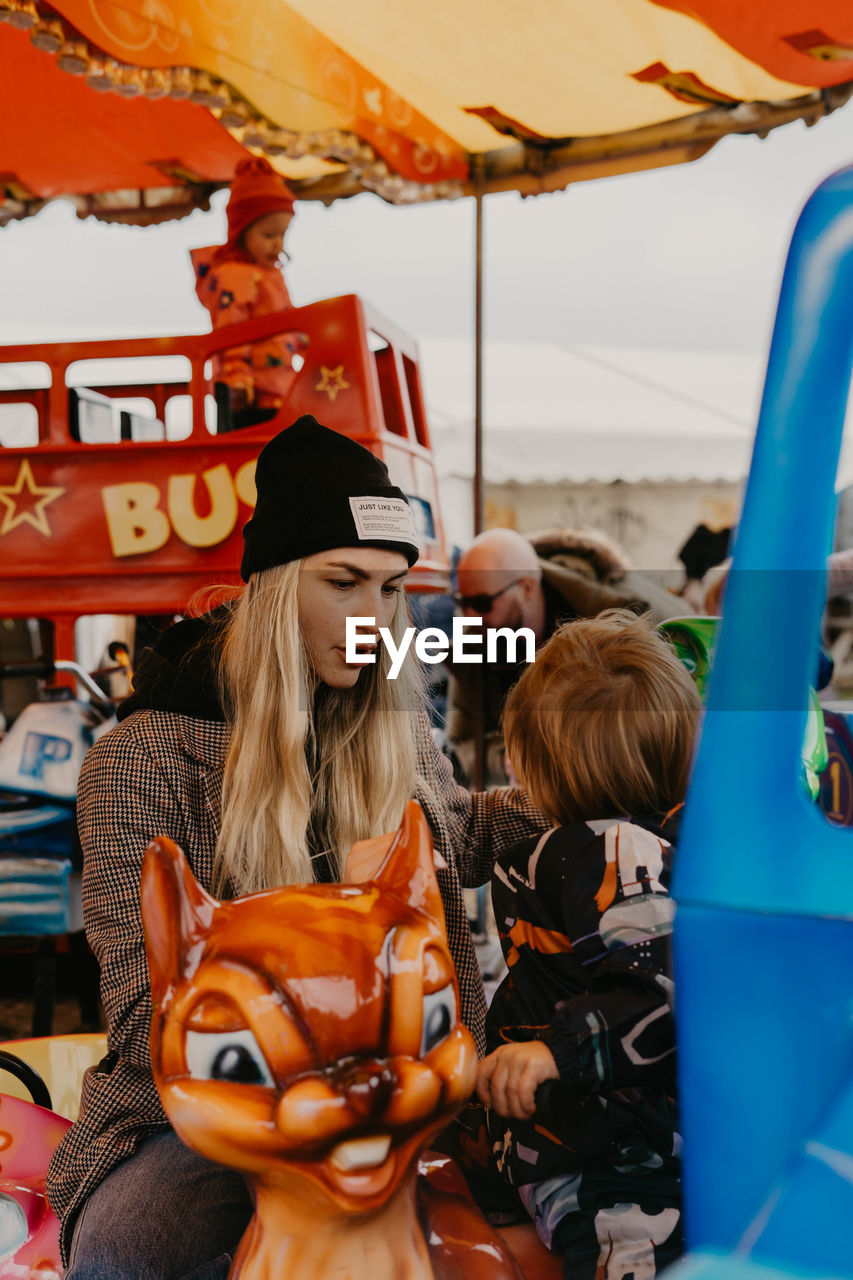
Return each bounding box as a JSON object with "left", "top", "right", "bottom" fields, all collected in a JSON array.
[
  {"left": 455, "top": 529, "right": 547, "bottom": 641},
  {"left": 446, "top": 527, "right": 683, "bottom": 785}
]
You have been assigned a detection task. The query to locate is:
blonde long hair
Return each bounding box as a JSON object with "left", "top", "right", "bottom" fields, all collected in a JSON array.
[{"left": 212, "top": 560, "right": 425, "bottom": 894}]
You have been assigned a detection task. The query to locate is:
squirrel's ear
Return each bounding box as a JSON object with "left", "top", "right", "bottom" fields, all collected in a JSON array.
[
  {"left": 141, "top": 837, "right": 218, "bottom": 1005},
  {"left": 373, "top": 801, "right": 445, "bottom": 929}
]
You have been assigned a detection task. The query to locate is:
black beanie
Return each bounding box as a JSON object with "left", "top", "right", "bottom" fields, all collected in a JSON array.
[{"left": 240, "top": 415, "right": 420, "bottom": 580}]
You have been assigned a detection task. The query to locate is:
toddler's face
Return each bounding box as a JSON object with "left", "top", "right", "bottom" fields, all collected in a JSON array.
[{"left": 243, "top": 211, "right": 294, "bottom": 268}]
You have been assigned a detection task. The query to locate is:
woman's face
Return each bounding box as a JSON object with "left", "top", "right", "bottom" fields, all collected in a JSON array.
[{"left": 298, "top": 547, "right": 409, "bottom": 689}]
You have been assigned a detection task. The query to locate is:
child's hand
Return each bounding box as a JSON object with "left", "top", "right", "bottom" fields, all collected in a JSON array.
[{"left": 476, "top": 1041, "right": 558, "bottom": 1119}]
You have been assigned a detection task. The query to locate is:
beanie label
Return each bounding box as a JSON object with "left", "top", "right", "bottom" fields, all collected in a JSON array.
[{"left": 349, "top": 496, "right": 418, "bottom": 547}]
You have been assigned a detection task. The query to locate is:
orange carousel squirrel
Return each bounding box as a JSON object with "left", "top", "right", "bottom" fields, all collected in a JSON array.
[{"left": 141, "top": 802, "right": 542, "bottom": 1280}]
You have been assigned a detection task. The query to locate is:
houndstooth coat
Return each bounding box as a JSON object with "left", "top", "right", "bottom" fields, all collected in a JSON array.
[{"left": 46, "top": 705, "right": 546, "bottom": 1259}]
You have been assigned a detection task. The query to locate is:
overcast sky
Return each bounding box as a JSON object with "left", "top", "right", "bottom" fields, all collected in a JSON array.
[{"left": 3, "top": 99, "right": 853, "bottom": 359}]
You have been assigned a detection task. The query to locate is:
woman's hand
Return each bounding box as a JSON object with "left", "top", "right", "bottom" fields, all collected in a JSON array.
[{"left": 476, "top": 1041, "right": 558, "bottom": 1119}]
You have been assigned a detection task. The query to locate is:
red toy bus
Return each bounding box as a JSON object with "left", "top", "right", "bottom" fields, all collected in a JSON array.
[{"left": 0, "top": 294, "right": 449, "bottom": 662}]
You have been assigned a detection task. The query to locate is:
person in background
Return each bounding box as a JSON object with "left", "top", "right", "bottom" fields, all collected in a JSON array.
[
  {"left": 445, "top": 526, "right": 683, "bottom": 787},
  {"left": 676, "top": 522, "right": 732, "bottom": 612},
  {"left": 474, "top": 611, "right": 701, "bottom": 1279},
  {"left": 697, "top": 548, "right": 853, "bottom": 618},
  {"left": 191, "top": 157, "right": 304, "bottom": 430}
]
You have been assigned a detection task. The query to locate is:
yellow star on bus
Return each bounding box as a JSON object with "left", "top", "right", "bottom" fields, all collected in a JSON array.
[
  {"left": 0, "top": 459, "right": 66, "bottom": 538},
  {"left": 315, "top": 365, "right": 350, "bottom": 401}
]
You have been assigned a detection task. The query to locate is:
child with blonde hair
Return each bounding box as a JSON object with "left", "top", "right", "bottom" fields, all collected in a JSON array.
[
  {"left": 191, "top": 156, "right": 304, "bottom": 429},
  {"left": 475, "top": 610, "right": 701, "bottom": 1279}
]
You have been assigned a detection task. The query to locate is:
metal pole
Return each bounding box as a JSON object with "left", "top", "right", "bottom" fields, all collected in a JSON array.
[
  {"left": 474, "top": 178, "right": 485, "bottom": 536},
  {"left": 472, "top": 175, "right": 485, "bottom": 801}
]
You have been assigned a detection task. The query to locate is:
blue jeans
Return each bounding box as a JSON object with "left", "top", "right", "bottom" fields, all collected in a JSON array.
[{"left": 65, "top": 1129, "right": 253, "bottom": 1280}]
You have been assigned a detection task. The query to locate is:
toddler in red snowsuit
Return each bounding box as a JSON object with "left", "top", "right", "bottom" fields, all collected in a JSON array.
[{"left": 191, "top": 157, "right": 304, "bottom": 429}]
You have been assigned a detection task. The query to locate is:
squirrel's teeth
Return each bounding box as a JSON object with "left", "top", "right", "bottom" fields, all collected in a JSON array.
[{"left": 330, "top": 1135, "right": 392, "bottom": 1171}]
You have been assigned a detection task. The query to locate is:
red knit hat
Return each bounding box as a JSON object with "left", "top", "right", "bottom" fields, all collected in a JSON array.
[{"left": 225, "top": 157, "right": 295, "bottom": 245}]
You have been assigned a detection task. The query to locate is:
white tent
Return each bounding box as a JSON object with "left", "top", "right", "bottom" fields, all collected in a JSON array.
[
  {"left": 420, "top": 340, "right": 853, "bottom": 564},
  {"left": 422, "top": 340, "right": 759, "bottom": 483}
]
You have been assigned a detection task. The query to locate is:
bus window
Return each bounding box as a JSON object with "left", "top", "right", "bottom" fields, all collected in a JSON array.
[
  {"left": 0, "top": 402, "right": 39, "bottom": 448},
  {"left": 402, "top": 355, "right": 429, "bottom": 448},
  {"left": 68, "top": 387, "right": 120, "bottom": 444},
  {"left": 67, "top": 355, "right": 191, "bottom": 388},
  {"left": 164, "top": 396, "right": 193, "bottom": 440},
  {"left": 0, "top": 362, "right": 51, "bottom": 447},
  {"left": 369, "top": 333, "right": 408, "bottom": 439},
  {"left": 116, "top": 399, "right": 165, "bottom": 442},
  {"left": 406, "top": 495, "right": 435, "bottom": 541},
  {"left": 0, "top": 362, "right": 51, "bottom": 389}
]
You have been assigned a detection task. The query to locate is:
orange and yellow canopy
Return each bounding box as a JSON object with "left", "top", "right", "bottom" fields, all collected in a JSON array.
[{"left": 2, "top": 0, "right": 852, "bottom": 222}]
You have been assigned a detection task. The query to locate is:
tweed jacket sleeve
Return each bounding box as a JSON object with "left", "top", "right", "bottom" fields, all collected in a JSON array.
[
  {"left": 78, "top": 721, "right": 189, "bottom": 1072},
  {"left": 47, "top": 710, "right": 225, "bottom": 1254},
  {"left": 415, "top": 714, "right": 549, "bottom": 886}
]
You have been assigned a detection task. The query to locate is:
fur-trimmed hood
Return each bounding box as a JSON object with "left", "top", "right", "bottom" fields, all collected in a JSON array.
[{"left": 527, "top": 526, "right": 632, "bottom": 582}]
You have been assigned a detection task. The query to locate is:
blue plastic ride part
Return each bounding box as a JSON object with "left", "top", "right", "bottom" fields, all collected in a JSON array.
[{"left": 669, "top": 166, "right": 853, "bottom": 1280}]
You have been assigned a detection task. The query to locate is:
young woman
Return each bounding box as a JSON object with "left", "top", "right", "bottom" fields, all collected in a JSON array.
[{"left": 47, "top": 415, "right": 546, "bottom": 1280}]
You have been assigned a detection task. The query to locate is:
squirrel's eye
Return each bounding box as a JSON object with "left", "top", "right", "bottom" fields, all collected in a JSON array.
[
  {"left": 421, "top": 984, "right": 456, "bottom": 1054},
  {"left": 185, "top": 1028, "right": 274, "bottom": 1087}
]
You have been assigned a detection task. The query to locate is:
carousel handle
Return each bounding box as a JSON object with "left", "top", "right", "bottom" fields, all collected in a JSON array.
[{"left": 0, "top": 1049, "right": 52, "bottom": 1111}]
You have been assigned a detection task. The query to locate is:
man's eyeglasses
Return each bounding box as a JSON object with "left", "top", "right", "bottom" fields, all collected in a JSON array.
[{"left": 453, "top": 577, "right": 526, "bottom": 613}]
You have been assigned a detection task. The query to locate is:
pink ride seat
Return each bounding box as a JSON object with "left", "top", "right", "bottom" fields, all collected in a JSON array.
[{"left": 0, "top": 1092, "right": 69, "bottom": 1278}]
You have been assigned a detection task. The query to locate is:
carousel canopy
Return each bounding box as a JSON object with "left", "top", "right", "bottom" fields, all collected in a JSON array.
[{"left": 2, "top": 0, "right": 853, "bottom": 222}]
